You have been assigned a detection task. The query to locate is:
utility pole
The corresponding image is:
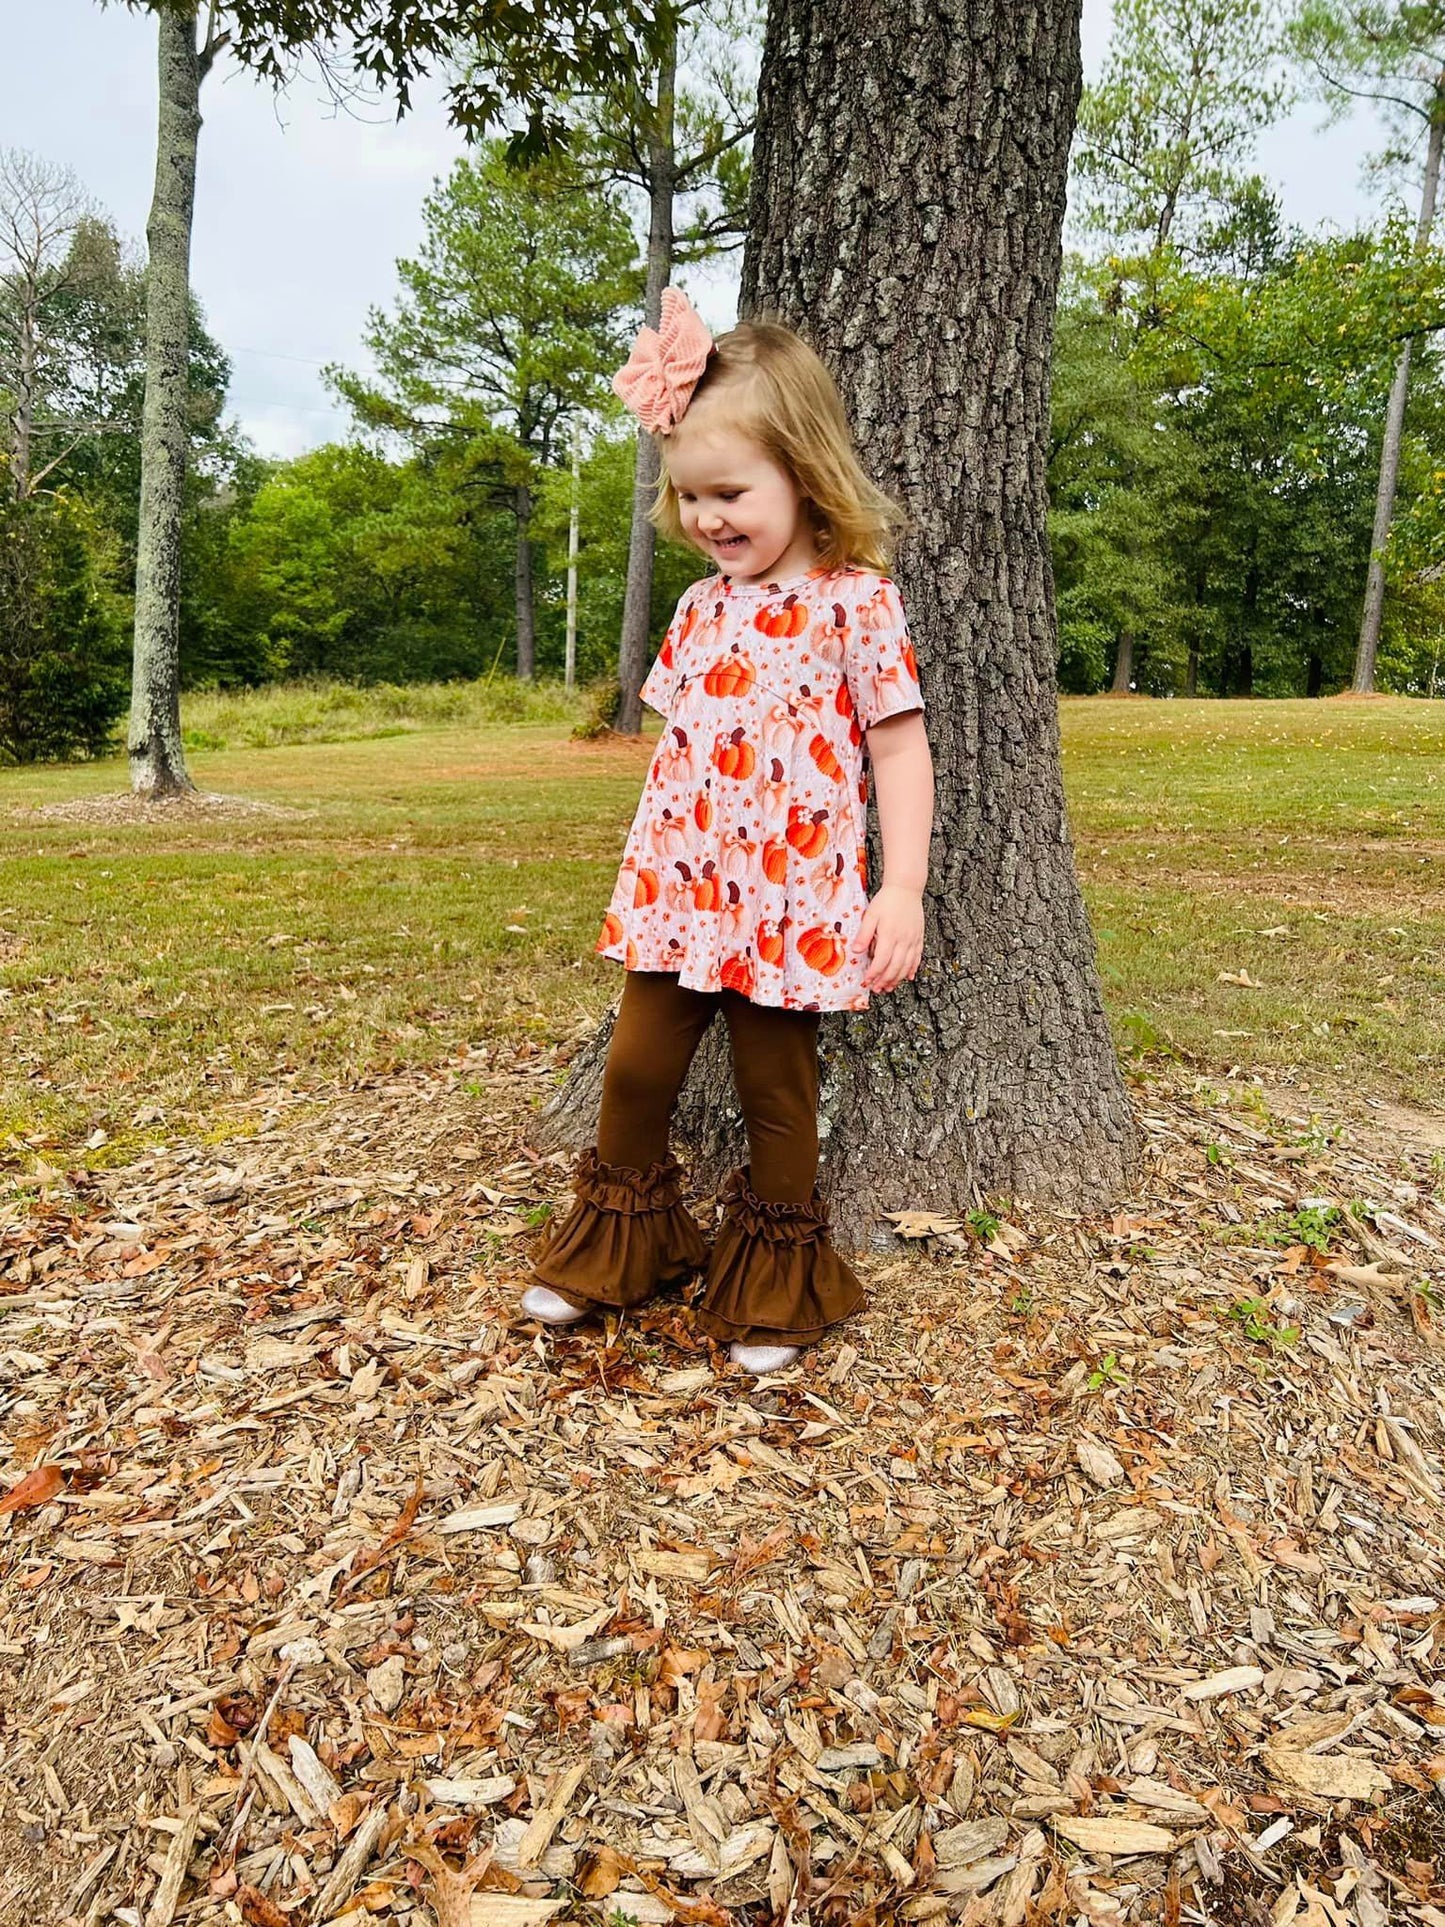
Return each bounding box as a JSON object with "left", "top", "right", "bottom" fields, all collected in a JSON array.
[{"left": 565, "top": 419, "right": 582, "bottom": 691}]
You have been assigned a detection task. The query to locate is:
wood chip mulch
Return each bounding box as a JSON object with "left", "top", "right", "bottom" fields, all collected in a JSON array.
[
  {"left": 2, "top": 1042, "right": 1445, "bottom": 1927},
  {"left": 19, "top": 792, "right": 310, "bottom": 825}
]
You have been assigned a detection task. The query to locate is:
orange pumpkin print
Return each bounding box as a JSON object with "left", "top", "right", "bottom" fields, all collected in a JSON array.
[
  {"left": 786, "top": 805, "right": 829, "bottom": 859},
  {"left": 798, "top": 923, "right": 848, "bottom": 976},
  {"left": 757, "top": 917, "right": 788, "bottom": 965},
  {"left": 712, "top": 727, "right": 756, "bottom": 780},
  {"left": 703, "top": 644, "right": 755, "bottom": 698},
  {"left": 692, "top": 861, "right": 724, "bottom": 911},
  {"left": 809, "top": 732, "right": 843, "bottom": 781},
  {"left": 755, "top": 593, "right": 810, "bottom": 639},
  {"left": 604, "top": 566, "right": 924, "bottom": 1011},
  {"left": 720, "top": 952, "right": 756, "bottom": 997}
]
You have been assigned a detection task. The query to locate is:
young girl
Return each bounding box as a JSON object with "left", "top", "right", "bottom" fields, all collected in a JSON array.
[{"left": 522, "top": 288, "right": 935, "bottom": 1373}]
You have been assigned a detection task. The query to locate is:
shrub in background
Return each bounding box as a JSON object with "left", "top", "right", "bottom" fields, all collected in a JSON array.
[{"left": 0, "top": 491, "right": 128, "bottom": 764}]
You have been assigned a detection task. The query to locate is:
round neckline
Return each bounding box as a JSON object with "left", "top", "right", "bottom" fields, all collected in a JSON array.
[{"left": 714, "top": 561, "right": 841, "bottom": 597}]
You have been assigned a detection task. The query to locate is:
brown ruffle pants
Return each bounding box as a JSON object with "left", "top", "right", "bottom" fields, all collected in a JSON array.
[{"left": 527, "top": 970, "right": 863, "bottom": 1345}]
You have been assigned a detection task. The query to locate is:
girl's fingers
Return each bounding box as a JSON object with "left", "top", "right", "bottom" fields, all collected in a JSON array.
[
  {"left": 871, "top": 940, "right": 922, "bottom": 992},
  {"left": 867, "top": 939, "right": 901, "bottom": 989}
]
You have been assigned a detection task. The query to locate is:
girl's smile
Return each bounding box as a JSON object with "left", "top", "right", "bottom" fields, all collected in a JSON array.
[{"left": 663, "top": 416, "right": 820, "bottom": 584}]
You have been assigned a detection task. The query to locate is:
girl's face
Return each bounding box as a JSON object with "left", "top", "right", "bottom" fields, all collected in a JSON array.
[{"left": 665, "top": 420, "right": 817, "bottom": 583}]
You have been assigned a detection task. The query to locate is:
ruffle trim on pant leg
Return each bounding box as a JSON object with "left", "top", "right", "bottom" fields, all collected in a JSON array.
[
  {"left": 693, "top": 1165, "right": 864, "bottom": 1346},
  {"left": 527, "top": 1147, "right": 708, "bottom": 1313}
]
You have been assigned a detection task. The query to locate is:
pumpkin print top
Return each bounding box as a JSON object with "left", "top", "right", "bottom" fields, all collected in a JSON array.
[{"left": 595, "top": 562, "right": 925, "bottom": 1012}]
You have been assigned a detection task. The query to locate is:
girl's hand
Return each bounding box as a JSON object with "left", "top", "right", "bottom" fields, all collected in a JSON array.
[{"left": 856, "top": 884, "right": 924, "bottom": 992}]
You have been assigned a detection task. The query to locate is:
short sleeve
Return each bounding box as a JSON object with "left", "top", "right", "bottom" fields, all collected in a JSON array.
[
  {"left": 844, "top": 577, "right": 924, "bottom": 729},
  {"left": 640, "top": 587, "right": 696, "bottom": 718}
]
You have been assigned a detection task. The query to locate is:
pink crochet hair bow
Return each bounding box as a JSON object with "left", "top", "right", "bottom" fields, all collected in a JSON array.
[{"left": 612, "top": 286, "right": 715, "bottom": 435}]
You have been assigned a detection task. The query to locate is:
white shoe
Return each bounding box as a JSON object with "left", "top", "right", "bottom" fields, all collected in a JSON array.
[
  {"left": 729, "top": 1341, "right": 801, "bottom": 1374},
  {"left": 522, "top": 1285, "right": 590, "bottom": 1326}
]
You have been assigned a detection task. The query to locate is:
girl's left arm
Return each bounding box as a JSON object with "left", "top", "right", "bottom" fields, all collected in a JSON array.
[{"left": 856, "top": 711, "right": 934, "bottom": 993}]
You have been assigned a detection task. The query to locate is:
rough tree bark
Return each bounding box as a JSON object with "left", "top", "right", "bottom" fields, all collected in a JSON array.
[
  {"left": 613, "top": 23, "right": 677, "bottom": 736},
  {"left": 129, "top": 4, "right": 210, "bottom": 797},
  {"left": 1354, "top": 106, "right": 1445, "bottom": 694},
  {"left": 540, "top": 0, "right": 1139, "bottom": 1244}
]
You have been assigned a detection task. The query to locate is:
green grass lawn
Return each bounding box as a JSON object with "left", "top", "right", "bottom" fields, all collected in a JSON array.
[{"left": 3, "top": 690, "right": 1442, "bottom": 1179}]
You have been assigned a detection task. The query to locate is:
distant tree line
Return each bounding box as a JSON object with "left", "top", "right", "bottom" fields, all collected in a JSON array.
[
  {"left": 4, "top": 0, "right": 1445, "bottom": 770},
  {"left": 1053, "top": 0, "right": 1445, "bottom": 699}
]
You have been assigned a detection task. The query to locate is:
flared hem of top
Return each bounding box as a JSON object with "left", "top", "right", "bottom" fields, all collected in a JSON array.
[
  {"left": 528, "top": 1147, "right": 708, "bottom": 1312},
  {"left": 595, "top": 943, "right": 870, "bottom": 1014},
  {"left": 692, "top": 1165, "right": 864, "bottom": 1345}
]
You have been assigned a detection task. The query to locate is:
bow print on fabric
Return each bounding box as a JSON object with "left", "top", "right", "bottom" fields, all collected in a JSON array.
[{"left": 612, "top": 286, "right": 715, "bottom": 435}]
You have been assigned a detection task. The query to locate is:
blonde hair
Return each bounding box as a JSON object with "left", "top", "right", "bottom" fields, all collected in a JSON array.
[{"left": 649, "top": 318, "right": 906, "bottom": 573}]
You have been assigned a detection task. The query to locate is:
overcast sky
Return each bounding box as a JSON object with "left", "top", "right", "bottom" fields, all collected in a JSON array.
[{"left": 4, "top": 0, "right": 1400, "bottom": 460}]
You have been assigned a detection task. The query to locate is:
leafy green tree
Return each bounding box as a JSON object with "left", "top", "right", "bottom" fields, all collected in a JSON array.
[
  {"left": 1073, "top": 0, "right": 1293, "bottom": 263},
  {"left": 1049, "top": 264, "right": 1202, "bottom": 694},
  {"left": 179, "top": 448, "right": 276, "bottom": 687},
  {"left": 331, "top": 141, "right": 639, "bottom": 678},
  {"left": 1139, "top": 218, "right": 1445, "bottom": 694},
  {"left": 1289, "top": 0, "right": 1445, "bottom": 690},
  {"left": 210, "top": 0, "right": 681, "bottom": 154},
  {"left": 0, "top": 488, "right": 128, "bottom": 762},
  {"left": 225, "top": 441, "right": 514, "bottom": 682},
  {"left": 1065, "top": 0, "right": 1296, "bottom": 690},
  {"left": 37, "top": 215, "right": 235, "bottom": 563}
]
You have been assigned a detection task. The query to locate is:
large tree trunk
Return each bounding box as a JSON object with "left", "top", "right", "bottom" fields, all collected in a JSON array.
[
  {"left": 1110, "top": 629, "right": 1134, "bottom": 694},
  {"left": 1354, "top": 107, "right": 1444, "bottom": 695},
  {"left": 514, "top": 480, "right": 536, "bottom": 680},
  {"left": 542, "top": 0, "right": 1139, "bottom": 1241},
  {"left": 614, "top": 26, "right": 677, "bottom": 736},
  {"left": 129, "top": 4, "right": 201, "bottom": 797}
]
